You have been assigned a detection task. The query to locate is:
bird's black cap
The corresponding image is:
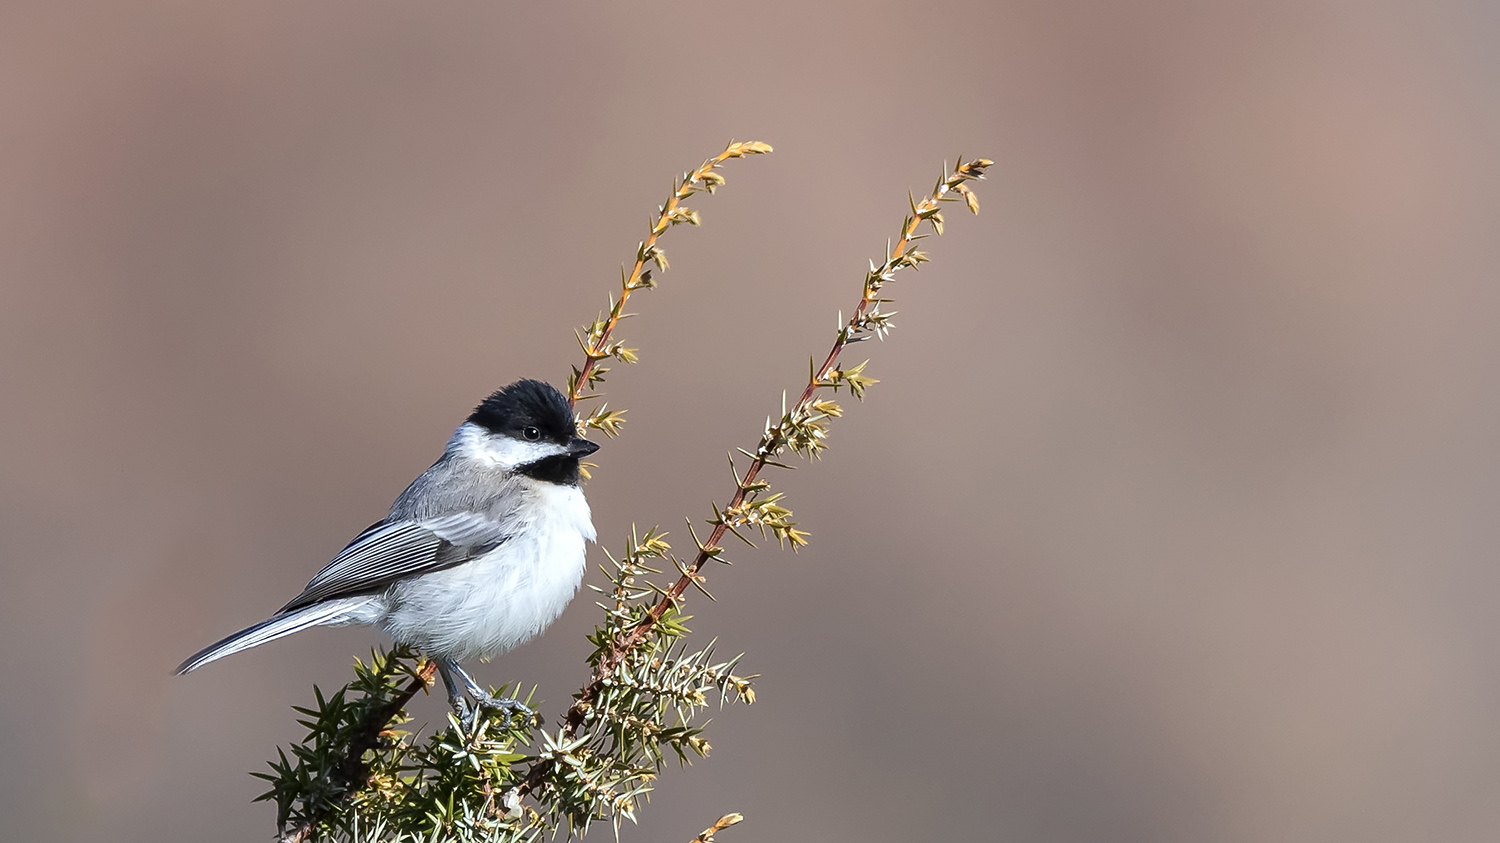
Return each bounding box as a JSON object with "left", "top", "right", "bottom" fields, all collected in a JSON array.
[{"left": 468, "top": 379, "right": 576, "bottom": 444}]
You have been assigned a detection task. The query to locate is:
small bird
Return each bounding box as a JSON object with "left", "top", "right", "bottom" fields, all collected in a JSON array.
[{"left": 177, "top": 379, "right": 600, "bottom": 723}]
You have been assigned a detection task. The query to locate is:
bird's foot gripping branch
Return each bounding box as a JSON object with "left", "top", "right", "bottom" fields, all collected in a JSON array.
[{"left": 257, "top": 145, "right": 990, "bottom": 843}]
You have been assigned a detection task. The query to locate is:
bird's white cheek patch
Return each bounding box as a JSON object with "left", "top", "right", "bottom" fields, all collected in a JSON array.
[{"left": 449, "top": 423, "right": 565, "bottom": 468}]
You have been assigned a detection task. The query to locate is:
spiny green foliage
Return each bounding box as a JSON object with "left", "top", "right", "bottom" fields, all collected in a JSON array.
[
  {"left": 520, "top": 525, "right": 758, "bottom": 835},
  {"left": 528, "top": 630, "right": 755, "bottom": 834},
  {"left": 257, "top": 148, "right": 988, "bottom": 843},
  {"left": 254, "top": 647, "right": 539, "bottom": 842},
  {"left": 260, "top": 633, "right": 752, "bottom": 841}
]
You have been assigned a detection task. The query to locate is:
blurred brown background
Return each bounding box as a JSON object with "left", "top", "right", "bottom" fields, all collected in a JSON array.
[{"left": 2, "top": 1, "right": 1497, "bottom": 841}]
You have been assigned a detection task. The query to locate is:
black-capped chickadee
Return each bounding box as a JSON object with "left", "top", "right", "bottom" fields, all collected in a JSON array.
[{"left": 177, "top": 379, "right": 600, "bottom": 722}]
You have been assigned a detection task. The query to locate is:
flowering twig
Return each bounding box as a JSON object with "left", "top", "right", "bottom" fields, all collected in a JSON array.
[
  {"left": 570, "top": 140, "right": 774, "bottom": 441},
  {"left": 527, "top": 156, "right": 992, "bottom": 769}
]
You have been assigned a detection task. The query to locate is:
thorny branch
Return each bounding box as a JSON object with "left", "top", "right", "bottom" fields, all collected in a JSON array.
[
  {"left": 569, "top": 140, "right": 774, "bottom": 440},
  {"left": 516, "top": 156, "right": 992, "bottom": 797}
]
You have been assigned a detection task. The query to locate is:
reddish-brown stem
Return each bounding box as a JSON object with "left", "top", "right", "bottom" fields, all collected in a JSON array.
[{"left": 569, "top": 145, "right": 758, "bottom": 409}]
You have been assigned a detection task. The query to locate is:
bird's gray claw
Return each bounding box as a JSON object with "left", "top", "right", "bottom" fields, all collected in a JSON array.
[
  {"left": 473, "top": 694, "right": 532, "bottom": 727},
  {"left": 437, "top": 659, "right": 530, "bottom": 729}
]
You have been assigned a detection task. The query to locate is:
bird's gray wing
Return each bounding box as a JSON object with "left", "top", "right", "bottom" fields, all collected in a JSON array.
[{"left": 279, "top": 513, "right": 510, "bottom": 612}]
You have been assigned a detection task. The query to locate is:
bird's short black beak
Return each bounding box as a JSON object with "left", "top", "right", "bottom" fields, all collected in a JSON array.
[{"left": 567, "top": 437, "right": 600, "bottom": 458}]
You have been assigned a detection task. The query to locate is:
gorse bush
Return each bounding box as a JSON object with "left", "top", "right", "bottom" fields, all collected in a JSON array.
[{"left": 256, "top": 141, "right": 991, "bottom": 843}]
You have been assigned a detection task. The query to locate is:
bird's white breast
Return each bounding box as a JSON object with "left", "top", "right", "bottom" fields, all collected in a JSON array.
[{"left": 377, "top": 480, "right": 594, "bottom": 660}]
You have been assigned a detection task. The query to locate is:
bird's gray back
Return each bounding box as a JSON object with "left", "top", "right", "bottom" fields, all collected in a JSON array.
[{"left": 390, "top": 453, "right": 525, "bottom": 525}]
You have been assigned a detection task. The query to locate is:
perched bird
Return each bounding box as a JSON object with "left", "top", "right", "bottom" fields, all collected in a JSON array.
[{"left": 177, "top": 379, "right": 600, "bottom": 722}]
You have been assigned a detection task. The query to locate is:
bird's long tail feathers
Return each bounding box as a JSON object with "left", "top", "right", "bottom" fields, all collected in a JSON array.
[{"left": 175, "top": 598, "right": 374, "bottom": 675}]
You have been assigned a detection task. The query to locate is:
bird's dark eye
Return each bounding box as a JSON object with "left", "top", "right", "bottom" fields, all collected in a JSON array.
[{"left": 522, "top": 426, "right": 542, "bottom": 441}]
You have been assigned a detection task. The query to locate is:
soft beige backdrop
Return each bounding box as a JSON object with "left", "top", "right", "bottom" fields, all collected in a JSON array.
[{"left": 2, "top": 2, "right": 1497, "bottom": 841}]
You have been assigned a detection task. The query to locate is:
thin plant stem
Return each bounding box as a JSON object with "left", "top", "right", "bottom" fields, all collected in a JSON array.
[{"left": 569, "top": 141, "right": 773, "bottom": 427}]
